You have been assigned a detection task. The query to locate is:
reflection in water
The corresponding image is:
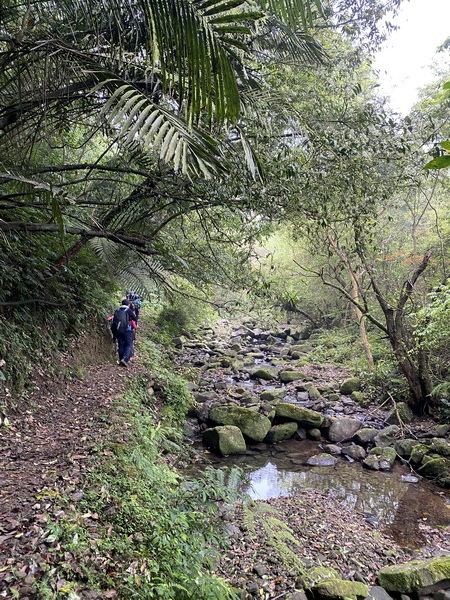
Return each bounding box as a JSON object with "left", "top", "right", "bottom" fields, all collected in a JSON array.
[{"left": 245, "top": 459, "right": 402, "bottom": 525}]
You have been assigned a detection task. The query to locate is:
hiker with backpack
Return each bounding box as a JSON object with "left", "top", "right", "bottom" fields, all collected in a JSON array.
[{"left": 110, "top": 299, "right": 137, "bottom": 367}]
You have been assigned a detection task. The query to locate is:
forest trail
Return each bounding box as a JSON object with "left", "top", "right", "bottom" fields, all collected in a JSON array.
[{"left": 0, "top": 357, "right": 144, "bottom": 596}]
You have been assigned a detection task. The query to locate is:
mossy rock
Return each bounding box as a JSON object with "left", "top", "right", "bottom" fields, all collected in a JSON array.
[
  {"left": 306, "top": 384, "right": 321, "bottom": 401},
  {"left": 202, "top": 426, "right": 246, "bottom": 456},
  {"left": 251, "top": 366, "right": 279, "bottom": 381},
  {"left": 374, "top": 425, "right": 399, "bottom": 448},
  {"left": 305, "top": 567, "right": 339, "bottom": 587},
  {"left": 275, "top": 403, "right": 324, "bottom": 427},
  {"left": 328, "top": 418, "right": 362, "bottom": 443},
  {"left": 264, "top": 422, "right": 298, "bottom": 443},
  {"left": 386, "top": 402, "right": 414, "bottom": 425},
  {"left": 418, "top": 457, "right": 450, "bottom": 478},
  {"left": 378, "top": 556, "right": 450, "bottom": 592},
  {"left": 339, "top": 378, "right": 361, "bottom": 395},
  {"left": 312, "top": 578, "right": 368, "bottom": 600},
  {"left": 350, "top": 391, "right": 366, "bottom": 404},
  {"left": 363, "top": 447, "right": 396, "bottom": 471},
  {"left": 209, "top": 405, "right": 271, "bottom": 442},
  {"left": 431, "top": 438, "right": 450, "bottom": 457},
  {"left": 409, "top": 443, "right": 430, "bottom": 466},
  {"left": 260, "top": 388, "right": 285, "bottom": 402},
  {"left": 394, "top": 438, "right": 418, "bottom": 459},
  {"left": 354, "top": 428, "right": 378, "bottom": 445},
  {"left": 280, "top": 370, "right": 308, "bottom": 383}
]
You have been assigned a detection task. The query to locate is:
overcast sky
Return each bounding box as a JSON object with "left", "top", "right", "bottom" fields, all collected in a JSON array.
[{"left": 373, "top": 0, "right": 450, "bottom": 115}]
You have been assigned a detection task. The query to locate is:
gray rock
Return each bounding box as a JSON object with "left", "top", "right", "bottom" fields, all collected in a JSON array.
[
  {"left": 354, "top": 428, "right": 379, "bottom": 445},
  {"left": 285, "top": 592, "right": 308, "bottom": 600},
  {"left": 251, "top": 366, "right": 279, "bottom": 381},
  {"left": 365, "top": 586, "right": 394, "bottom": 600},
  {"left": 374, "top": 425, "right": 399, "bottom": 447},
  {"left": 328, "top": 418, "right": 362, "bottom": 443},
  {"left": 433, "top": 424, "right": 450, "bottom": 438},
  {"left": 253, "top": 564, "right": 268, "bottom": 576},
  {"left": 280, "top": 370, "right": 308, "bottom": 383},
  {"left": 306, "top": 453, "right": 338, "bottom": 466},
  {"left": 431, "top": 438, "right": 450, "bottom": 457},
  {"left": 260, "top": 388, "right": 285, "bottom": 401},
  {"left": 394, "top": 439, "right": 418, "bottom": 458},
  {"left": 342, "top": 444, "right": 366, "bottom": 460},
  {"left": 209, "top": 405, "right": 271, "bottom": 442},
  {"left": 324, "top": 444, "right": 342, "bottom": 455},
  {"left": 386, "top": 402, "right": 414, "bottom": 425},
  {"left": 434, "top": 591, "right": 450, "bottom": 600}
]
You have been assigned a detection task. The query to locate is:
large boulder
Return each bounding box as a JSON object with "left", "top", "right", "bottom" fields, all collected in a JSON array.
[
  {"left": 363, "top": 447, "right": 397, "bottom": 471},
  {"left": 280, "top": 370, "right": 308, "bottom": 383},
  {"left": 275, "top": 403, "right": 324, "bottom": 427},
  {"left": 386, "top": 402, "right": 414, "bottom": 425},
  {"left": 265, "top": 422, "right": 298, "bottom": 443},
  {"left": 311, "top": 579, "right": 368, "bottom": 600},
  {"left": 209, "top": 405, "right": 271, "bottom": 442},
  {"left": 202, "top": 426, "right": 246, "bottom": 456},
  {"left": 339, "top": 378, "right": 361, "bottom": 395},
  {"left": 378, "top": 556, "right": 450, "bottom": 593},
  {"left": 328, "top": 418, "right": 362, "bottom": 443}
]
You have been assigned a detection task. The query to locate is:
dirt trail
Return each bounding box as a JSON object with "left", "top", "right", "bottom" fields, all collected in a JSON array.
[{"left": 0, "top": 357, "right": 144, "bottom": 596}]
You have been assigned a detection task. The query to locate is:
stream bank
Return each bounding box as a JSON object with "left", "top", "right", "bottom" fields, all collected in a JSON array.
[{"left": 176, "top": 319, "right": 450, "bottom": 597}]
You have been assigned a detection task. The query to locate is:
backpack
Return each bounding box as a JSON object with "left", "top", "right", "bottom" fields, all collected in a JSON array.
[{"left": 111, "top": 306, "right": 130, "bottom": 334}]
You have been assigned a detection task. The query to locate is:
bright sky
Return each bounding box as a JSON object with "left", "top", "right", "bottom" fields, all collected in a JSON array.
[{"left": 373, "top": 0, "right": 450, "bottom": 116}]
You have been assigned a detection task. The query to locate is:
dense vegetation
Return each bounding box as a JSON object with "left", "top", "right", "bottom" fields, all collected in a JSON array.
[{"left": 1, "top": 2, "right": 450, "bottom": 408}]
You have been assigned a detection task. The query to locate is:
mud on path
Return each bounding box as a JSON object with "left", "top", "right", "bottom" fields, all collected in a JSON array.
[{"left": 0, "top": 356, "right": 145, "bottom": 596}]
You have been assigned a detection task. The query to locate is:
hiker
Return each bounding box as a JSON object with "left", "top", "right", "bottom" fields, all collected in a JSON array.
[{"left": 110, "top": 299, "right": 137, "bottom": 367}]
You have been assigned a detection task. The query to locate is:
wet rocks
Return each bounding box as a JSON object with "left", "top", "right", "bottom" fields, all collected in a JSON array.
[
  {"left": 363, "top": 447, "right": 397, "bottom": 471},
  {"left": 306, "top": 453, "right": 338, "bottom": 466},
  {"left": 265, "top": 422, "right": 299, "bottom": 443}
]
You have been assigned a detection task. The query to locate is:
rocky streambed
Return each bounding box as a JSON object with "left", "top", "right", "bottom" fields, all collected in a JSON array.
[{"left": 175, "top": 320, "right": 450, "bottom": 600}]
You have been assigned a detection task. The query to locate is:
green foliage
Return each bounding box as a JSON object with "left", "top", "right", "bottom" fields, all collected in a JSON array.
[{"left": 37, "top": 376, "right": 241, "bottom": 599}]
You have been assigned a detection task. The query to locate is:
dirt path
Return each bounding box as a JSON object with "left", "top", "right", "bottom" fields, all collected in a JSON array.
[{"left": 0, "top": 357, "right": 144, "bottom": 597}]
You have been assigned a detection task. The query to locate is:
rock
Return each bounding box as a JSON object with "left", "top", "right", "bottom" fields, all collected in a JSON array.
[
  {"left": 339, "top": 378, "right": 361, "bottom": 395},
  {"left": 306, "top": 384, "right": 321, "bottom": 401},
  {"left": 172, "top": 335, "right": 186, "bottom": 348},
  {"left": 401, "top": 475, "right": 420, "bottom": 483},
  {"left": 295, "top": 427, "right": 308, "bottom": 441},
  {"left": 378, "top": 556, "right": 450, "bottom": 593},
  {"left": 265, "top": 422, "right": 298, "bottom": 443},
  {"left": 260, "top": 388, "right": 285, "bottom": 401},
  {"left": 209, "top": 406, "right": 272, "bottom": 442},
  {"left": 363, "top": 447, "right": 397, "bottom": 471},
  {"left": 324, "top": 444, "right": 342, "bottom": 455},
  {"left": 312, "top": 578, "right": 369, "bottom": 600},
  {"left": 433, "top": 424, "right": 450, "bottom": 438},
  {"left": 434, "top": 591, "right": 450, "bottom": 600},
  {"left": 354, "top": 428, "right": 379, "bottom": 445},
  {"left": 350, "top": 391, "right": 366, "bottom": 404},
  {"left": 341, "top": 444, "right": 366, "bottom": 460},
  {"left": 386, "top": 402, "right": 414, "bottom": 425},
  {"left": 365, "top": 586, "right": 395, "bottom": 600},
  {"left": 308, "top": 428, "right": 322, "bottom": 440},
  {"left": 280, "top": 370, "right": 308, "bottom": 383},
  {"left": 275, "top": 403, "right": 324, "bottom": 427},
  {"left": 251, "top": 366, "right": 279, "bottom": 381},
  {"left": 306, "top": 567, "right": 340, "bottom": 586},
  {"left": 202, "top": 426, "right": 246, "bottom": 455},
  {"left": 394, "top": 439, "right": 418, "bottom": 459},
  {"left": 410, "top": 443, "right": 431, "bottom": 466},
  {"left": 253, "top": 564, "right": 268, "bottom": 576},
  {"left": 306, "top": 453, "right": 338, "bottom": 466},
  {"left": 418, "top": 457, "right": 450, "bottom": 478},
  {"left": 286, "top": 592, "right": 308, "bottom": 600},
  {"left": 431, "top": 438, "right": 450, "bottom": 457},
  {"left": 195, "top": 391, "right": 219, "bottom": 402},
  {"left": 374, "top": 426, "right": 399, "bottom": 448},
  {"left": 328, "top": 418, "right": 362, "bottom": 442}
]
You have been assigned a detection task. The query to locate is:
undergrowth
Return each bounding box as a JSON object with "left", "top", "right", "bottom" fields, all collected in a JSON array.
[{"left": 36, "top": 344, "right": 241, "bottom": 600}]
